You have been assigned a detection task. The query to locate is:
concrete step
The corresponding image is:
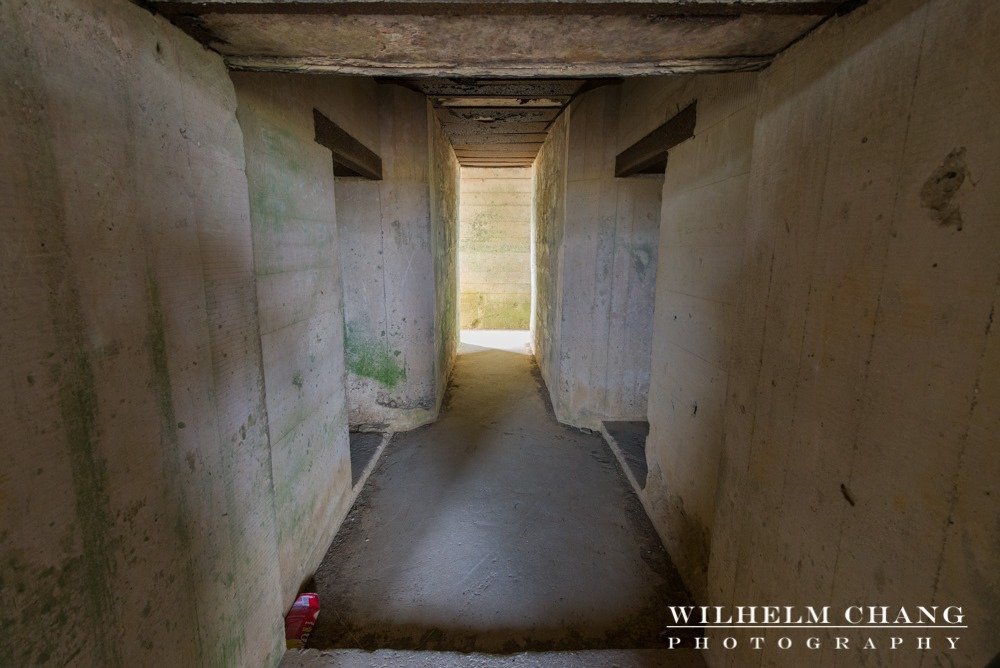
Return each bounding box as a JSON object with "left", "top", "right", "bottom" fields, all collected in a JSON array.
[{"left": 281, "top": 648, "right": 706, "bottom": 667}]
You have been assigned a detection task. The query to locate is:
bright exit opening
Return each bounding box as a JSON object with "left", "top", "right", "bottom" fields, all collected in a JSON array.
[{"left": 458, "top": 167, "right": 533, "bottom": 333}]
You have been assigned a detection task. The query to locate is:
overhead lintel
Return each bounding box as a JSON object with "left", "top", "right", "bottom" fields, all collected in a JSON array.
[
  {"left": 313, "top": 109, "right": 382, "bottom": 180},
  {"left": 615, "top": 101, "right": 696, "bottom": 177},
  {"left": 147, "top": 1, "right": 847, "bottom": 17}
]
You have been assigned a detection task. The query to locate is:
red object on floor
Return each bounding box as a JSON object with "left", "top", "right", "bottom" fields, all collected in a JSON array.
[{"left": 285, "top": 593, "right": 320, "bottom": 649}]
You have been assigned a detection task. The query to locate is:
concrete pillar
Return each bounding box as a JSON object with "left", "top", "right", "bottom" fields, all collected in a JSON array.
[
  {"left": 335, "top": 85, "right": 459, "bottom": 431},
  {"left": 532, "top": 85, "right": 662, "bottom": 429},
  {"left": 0, "top": 1, "right": 284, "bottom": 663}
]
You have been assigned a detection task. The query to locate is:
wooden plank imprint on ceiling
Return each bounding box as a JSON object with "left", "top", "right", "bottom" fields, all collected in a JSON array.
[{"left": 398, "top": 78, "right": 588, "bottom": 167}]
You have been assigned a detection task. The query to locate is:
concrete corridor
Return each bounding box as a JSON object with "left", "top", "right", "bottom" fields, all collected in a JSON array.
[
  {"left": 6, "top": 2, "right": 998, "bottom": 666},
  {"left": 306, "top": 332, "right": 691, "bottom": 654}
]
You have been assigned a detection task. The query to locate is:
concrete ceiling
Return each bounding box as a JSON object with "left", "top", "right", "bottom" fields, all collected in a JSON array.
[
  {"left": 387, "top": 77, "right": 594, "bottom": 167},
  {"left": 146, "top": 0, "right": 856, "bottom": 165}
]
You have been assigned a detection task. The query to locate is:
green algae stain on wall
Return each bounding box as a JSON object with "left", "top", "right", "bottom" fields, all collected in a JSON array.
[
  {"left": 344, "top": 324, "right": 406, "bottom": 389},
  {"left": 247, "top": 124, "right": 309, "bottom": 232}
]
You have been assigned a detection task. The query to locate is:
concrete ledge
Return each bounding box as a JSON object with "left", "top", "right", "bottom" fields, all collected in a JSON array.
[{"left": 600, "top": 422, "right": 648, "bottom": 504}]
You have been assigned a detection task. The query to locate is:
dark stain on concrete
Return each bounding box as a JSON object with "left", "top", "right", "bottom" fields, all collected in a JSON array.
[
  {"left": 920, "top": 147, "right": 969, "bottom": 230},
  {"left": 840, "top": 482, "right": 856, "bottom": 507},
  {"left": 14, "top": 29, "right": 123, "bottom": 659},
  {"left": 662, "top": 491, "right": 710, "bottom": 593},
  {"left": 528, "top": 354, "right": 558, "bottom": 419}
]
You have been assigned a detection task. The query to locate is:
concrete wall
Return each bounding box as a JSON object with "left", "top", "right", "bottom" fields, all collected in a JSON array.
[
  {"left": 533, "top": 87, "right": 662, "bottom": 428},
  {"left": 629, "top": 1, "right": 999, "bottom": 665},
  {"left": 710, "top": 2, "right": 999, "bottom": 664},
  {"left": 636, "top": 73, "right": 758, "bottom": 603},
  {"left": 460, "top": 168, "right": 533, "bottom": 329},
  {"left": 0, "top": 1, "right": 284, "bottom": 664},
  {"left": 532, "top": 112, "right": 569, "bottom": 406},
  {"left": 335, "top": 85, "right": 458, "bottom": 430},
  {"left": 429, "top": 104, "right": 461, "bottom": 400},
  {"left": 232, "top": 72, "right": 373, "bottom": 607}
]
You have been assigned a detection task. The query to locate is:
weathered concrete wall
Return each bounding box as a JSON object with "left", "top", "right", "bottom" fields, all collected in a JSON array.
[
  {"left": 625, "top": 0, "right": 999, "bottom": 665},
  {"left": 637, "top": 73, "right": 758, "bottom": 603},
  {"left": 708, "top": 1, "right": 999, "bottom": 664},
  {"left": 232, "top": 72, "right": 367, "bottom": 607},
  {"left": 531, "top": 111, "right": 569, "bottom": 402},
  {"left": 335, "top": 85, "right": 457, "bottom": 430},
  {"left": 459, "top": 168, "right": 533, "bottom": 329},
  {"left": 533, "top": 87, "right": 662, "bottom": 428},
  {"left": 429, "top": 100, "right": 461, "bottom": 404},
  {"left": 558, "top": 86, "right": 662, "bottom": 427},
  {"left": 0, "top": 1, "right": 284, "bottom": 664}
]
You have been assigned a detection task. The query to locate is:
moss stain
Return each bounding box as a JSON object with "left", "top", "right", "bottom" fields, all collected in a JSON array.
[
  {"left": 23, "top": 42, "right": 123, "bottom": 659},
  {"left": 248, "top": 124, "right": 310, "bottom": 232},
  {"left": 344, "top": 324, "right": 407, "bottom": 389},
  {"left": 145, "top": 273, "right": 204, "bottom": 661}
]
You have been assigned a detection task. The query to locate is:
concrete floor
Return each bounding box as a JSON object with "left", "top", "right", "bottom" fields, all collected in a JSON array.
[{"left": 307, "top": 331, "right": 694, "bottom": 653}]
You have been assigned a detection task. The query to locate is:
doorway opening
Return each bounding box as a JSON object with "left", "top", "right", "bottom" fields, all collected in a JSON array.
[{"left": 458, "top": 167, "right": 533, "bottom": 337}]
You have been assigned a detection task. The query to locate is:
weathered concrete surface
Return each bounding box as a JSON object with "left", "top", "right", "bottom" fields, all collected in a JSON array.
[
  {"left": 149, "top": 0, "right": 847, "bottom": 13},
  {"left": 335, "top": 85, "right": 459, "bottom": 431},
  {"left": 623, "top": 0, "right": 1000, "bottom": 665},
  {"left": 638, "top": 72, "right": 758, "bottom": 603},
  {"left": 0, "top": 0, "right": 284, "bottom": 664},
  {"left": 282, "top": 647, "right": 705, "bottom": 668},
  {"left": 531, "top": 113, "right": 569, "bottom": 412},
  {"left": 460, "top": 168, "right": 533, "bottom": 329},
  {"left": 708, "top": 1, "right": 1000, "bottom": 665},
  {"left": 533, "top": 86, "right": 662, "bottom": 428},
  {"left": 429, "top": 98, "right": 462, "bottom": 406},
  {"left": 150, "top": 2, "right": 831, "bottom": 77},
  {"left": 233, "top": 72, "right": 362, "bottom": 607},
  {"left": 396, "top": 80, "right": 584, "bottom": 168},
  {"left": 306, "top": 332, "right": 693, "bottom": 652},
  {"left": 559, "top": 86, "right": 662, "bottom": 427}
]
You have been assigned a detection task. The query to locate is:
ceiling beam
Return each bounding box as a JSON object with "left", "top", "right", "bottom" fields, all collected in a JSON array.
[
  {"left": 147, "top": 1, "right": 848, "bottom": 17},
  {"left": 224, "top": 56, "right": 773, "bottom": 77}
]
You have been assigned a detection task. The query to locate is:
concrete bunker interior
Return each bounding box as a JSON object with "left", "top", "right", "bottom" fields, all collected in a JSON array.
[{"left": 2, "top": 1, "right": 997, "bottom": 666}]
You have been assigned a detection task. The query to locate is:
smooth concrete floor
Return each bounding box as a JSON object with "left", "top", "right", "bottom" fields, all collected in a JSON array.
[{"left": 308, "top": 331, "right": 694, "bottom": 653}]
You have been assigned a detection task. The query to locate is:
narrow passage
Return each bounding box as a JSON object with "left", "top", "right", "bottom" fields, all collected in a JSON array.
[{"left": 308, "top": 331, "right": 692, "bottom": 653}]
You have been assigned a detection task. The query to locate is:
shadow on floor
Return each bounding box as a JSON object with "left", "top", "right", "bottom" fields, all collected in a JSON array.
[{"left": 307, "top": 340, "right": 697, "bottom": 653}]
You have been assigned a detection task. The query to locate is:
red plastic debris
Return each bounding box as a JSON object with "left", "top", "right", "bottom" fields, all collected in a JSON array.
[{"left": 285, "top": 593, "right": 320, "bottom": 649}]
